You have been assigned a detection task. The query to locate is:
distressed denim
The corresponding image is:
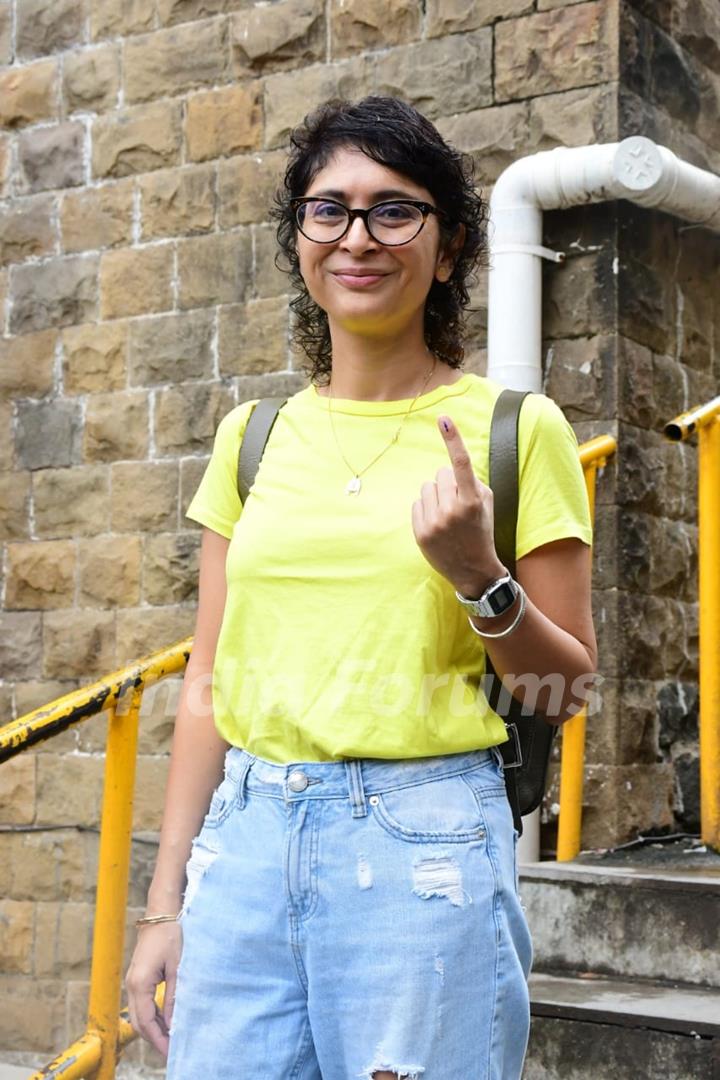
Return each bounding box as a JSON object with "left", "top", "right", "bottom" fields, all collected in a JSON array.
[{"left": 165, "top": 745, "right": 533, "bottom": 1079}]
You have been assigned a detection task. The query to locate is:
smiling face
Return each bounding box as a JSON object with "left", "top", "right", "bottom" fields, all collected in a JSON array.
[{"left": 295, "top": 146, "right": 457, "bottom": 341}]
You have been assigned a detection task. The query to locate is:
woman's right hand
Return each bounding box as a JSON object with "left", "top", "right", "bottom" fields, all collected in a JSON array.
[{"left": 125, "top": 920, "right": 183, "bottom": 1058}]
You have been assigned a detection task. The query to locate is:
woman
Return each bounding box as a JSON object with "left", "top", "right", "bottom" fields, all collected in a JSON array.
[{"left": 126, "top": 95, "right": 596, "bottom": 1079}]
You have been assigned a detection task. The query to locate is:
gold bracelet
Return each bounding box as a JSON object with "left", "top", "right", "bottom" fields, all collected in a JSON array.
[{"left": 135, "top": 913, "right": 179, "bottom": 928}]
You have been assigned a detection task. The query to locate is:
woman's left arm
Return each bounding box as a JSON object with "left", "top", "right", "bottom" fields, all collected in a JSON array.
[{"left": 467, "top": 536, "right": 597, "bottom": 726}]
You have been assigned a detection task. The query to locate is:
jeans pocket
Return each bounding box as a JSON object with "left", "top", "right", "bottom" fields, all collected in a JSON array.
[
  {"left": 202, "top": 772, "right": 238, "bottom": 829},
  {"left": 368, "top": 772, "right": 488, "bottom": 843}
]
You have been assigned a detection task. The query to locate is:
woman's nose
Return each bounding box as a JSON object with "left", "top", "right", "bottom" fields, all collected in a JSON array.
[{"left": 340, "top": 214, "right": 378, "bottom": 250}]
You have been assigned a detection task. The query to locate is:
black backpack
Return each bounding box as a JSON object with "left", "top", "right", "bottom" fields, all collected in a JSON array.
[{"left": 236, "top": 389, "right": 555, "bottom": 838}]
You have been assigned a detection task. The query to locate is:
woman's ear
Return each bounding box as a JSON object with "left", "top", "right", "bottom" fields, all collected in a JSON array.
[{"left": 435, "top": 223, "right": 466, "bottom": 282}]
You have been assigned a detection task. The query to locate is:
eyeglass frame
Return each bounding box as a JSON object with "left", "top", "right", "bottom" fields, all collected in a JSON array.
[{"left": 289, "top": 196, "right": 448, "bottom": 247}]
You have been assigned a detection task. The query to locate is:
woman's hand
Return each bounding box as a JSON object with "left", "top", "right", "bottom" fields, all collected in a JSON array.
[
  {"left": 125, "top": 920, "right": 183, "bottom": 1059},
  {"left": 411, "top": 414, "right": 505, "bottom": 597}
]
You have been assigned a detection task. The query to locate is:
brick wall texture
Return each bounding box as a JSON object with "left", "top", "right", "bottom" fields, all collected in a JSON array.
[{"left": 0, "top": 0, "right": 719, "bottom": 1070}]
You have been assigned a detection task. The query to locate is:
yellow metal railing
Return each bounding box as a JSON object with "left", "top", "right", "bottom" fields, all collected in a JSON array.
[
  {"left": 0, "top": 640, "right": 190, "bottom": 1080},
  {"left": 556, "top": 433, "right": 617, "bottom": 861},
  {"left": 0, "top": 437, "right": 616, "bottom": 1074},
  {"left": 664, "top": 395, "right": 720, "bottom": 854}
]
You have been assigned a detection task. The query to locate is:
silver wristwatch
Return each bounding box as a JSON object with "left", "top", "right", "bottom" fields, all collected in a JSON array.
[{"left": 455, "top": 571, "right": 520, "bottom": 619}]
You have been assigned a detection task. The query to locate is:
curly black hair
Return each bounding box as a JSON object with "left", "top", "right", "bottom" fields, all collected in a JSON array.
[{"left": 269, "top": 95, "right": 488, "bottom": 387}]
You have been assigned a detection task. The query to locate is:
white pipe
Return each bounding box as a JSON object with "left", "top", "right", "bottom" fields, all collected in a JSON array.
[{"left": 487, "top": 135, "right": 720, "bottom": 859}]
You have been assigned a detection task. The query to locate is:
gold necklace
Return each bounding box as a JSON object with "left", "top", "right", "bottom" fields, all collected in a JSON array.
[{"left": 325, "top": 356, "right": 438, "bottom": 495}]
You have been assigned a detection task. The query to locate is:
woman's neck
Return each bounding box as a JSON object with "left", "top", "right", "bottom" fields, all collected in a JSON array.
[{"left": 314, "top": 340, "right": 463, "bottom": 403}]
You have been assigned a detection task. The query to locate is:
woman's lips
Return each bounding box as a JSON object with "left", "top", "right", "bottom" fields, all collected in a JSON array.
[{"left": 332, "top": 272, "right": 388, "bottom": 287}]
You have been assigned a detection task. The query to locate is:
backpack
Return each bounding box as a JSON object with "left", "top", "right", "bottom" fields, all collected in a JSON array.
[{"left": 237, "top": 389, "right": 555, "bottom": 839}]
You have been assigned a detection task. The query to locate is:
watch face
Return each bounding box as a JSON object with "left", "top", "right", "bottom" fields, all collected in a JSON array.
[{"left": 488, "top": 581, "right": 516, "bottom": 615}]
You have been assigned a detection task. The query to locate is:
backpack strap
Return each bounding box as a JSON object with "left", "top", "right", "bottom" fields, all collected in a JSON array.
[
  {"left": 486, "top": 388, "right": 531, "bottom": 837},
  {"left": 237, "top": 397, "right": 288, "bottom": 504}
]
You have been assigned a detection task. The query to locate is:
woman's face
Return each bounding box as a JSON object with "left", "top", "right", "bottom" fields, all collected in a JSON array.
[{"left": 295, "top": 146, "right": 456, "bottom": 339}]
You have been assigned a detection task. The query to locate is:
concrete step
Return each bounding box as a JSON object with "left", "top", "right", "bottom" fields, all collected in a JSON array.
[
  {"left": 519, "top": 860, "right": 720, "bottom": 989},
  {"left": 0, "top": 1067, "right": 35, "bottom": 1079},
  {"left": 524, "top": 972, "right": 720, "bottom": 1079}
]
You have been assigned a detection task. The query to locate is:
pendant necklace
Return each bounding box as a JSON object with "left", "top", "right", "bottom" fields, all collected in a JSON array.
[{"left": 324, "top": 355, "right": 438, "bottom": 495}]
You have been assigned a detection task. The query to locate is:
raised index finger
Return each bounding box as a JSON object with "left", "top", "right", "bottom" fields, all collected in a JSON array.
[{"left": 438, "top": 415, "right": 476, "bottom": 499}]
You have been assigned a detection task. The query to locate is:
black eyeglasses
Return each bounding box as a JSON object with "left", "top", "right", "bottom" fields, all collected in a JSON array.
[{"left": 290, "top": 197, "right": 445, "bottom": 246}]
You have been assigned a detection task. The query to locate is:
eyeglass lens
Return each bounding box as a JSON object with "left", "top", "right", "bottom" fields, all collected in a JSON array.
[{"left": 296, "top": 201, "right": 425, "bottom": 244}]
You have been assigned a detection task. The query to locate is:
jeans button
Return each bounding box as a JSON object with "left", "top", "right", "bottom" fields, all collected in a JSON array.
[{"left": 287, "top": 770, "right": 309, "bottom": 792}]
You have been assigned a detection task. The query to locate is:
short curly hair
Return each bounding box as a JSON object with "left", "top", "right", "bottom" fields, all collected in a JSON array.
[{"left": 269, "top": 95, "right": 488, "bottom": 386}]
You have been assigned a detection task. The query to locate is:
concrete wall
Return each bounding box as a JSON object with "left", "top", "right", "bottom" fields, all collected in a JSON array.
[{"left": 0, "top": 0, "right": 718, "bottom": 1069}]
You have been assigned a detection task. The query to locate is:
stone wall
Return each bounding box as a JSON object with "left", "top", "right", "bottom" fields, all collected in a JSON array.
[{"left": 0, "top": 0, "right": 718, "bottom": 1070}]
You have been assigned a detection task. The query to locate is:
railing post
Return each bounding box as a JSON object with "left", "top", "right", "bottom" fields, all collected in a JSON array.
[
  {"left": 699, "top": 416, "right": 720, "bottom": 852},
  {"left": 86, "top": 687, "right": 142, "bottom": 1079}
]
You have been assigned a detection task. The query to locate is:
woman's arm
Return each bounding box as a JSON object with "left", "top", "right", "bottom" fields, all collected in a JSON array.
[
  {"left": 126, "top": 526, "right": 231, "bottom": 1056},
  {"left": 467, "top": 537, "right": 597, "bottom": 726}
]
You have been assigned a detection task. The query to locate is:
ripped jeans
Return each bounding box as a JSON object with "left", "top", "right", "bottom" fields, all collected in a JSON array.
[{"left": 165, "top": 745, "right": 533, "bottom": 1080}]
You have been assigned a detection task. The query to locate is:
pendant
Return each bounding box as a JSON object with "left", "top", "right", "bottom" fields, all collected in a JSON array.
[{"left": 345, "top": 475, "right": 362, "bottom": 495}]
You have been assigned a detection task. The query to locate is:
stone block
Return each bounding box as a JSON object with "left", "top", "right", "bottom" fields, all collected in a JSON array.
[
  {"left": 53, "top": 901, "right": 94, "bottom": 978},
  {"left": 0, "top": 1, "right": 10, "bottom": 64},
  {"left": 649, "top": 515, "right": 696, "bottom": 601},
  {"left": 0, "top": 194, "right": 56, "bottom": 267},
  {"left": 139, "top": 165, "right": 215, "bottom": 239},
  {"left": 330, "top": 0, "right": 420, "bottom": 58},
  {"left": 132, "top": 755, "right": 171, "bottom": 832},
  {"left": 42, "top": 610, "right": 116, "bottom": 679},
  {"left": 0, "top": 899, "right": 34, "bottom": 974},
  {"left": 13, "top": 678, "right": 78, "bottom": 721},
  {"left": 92, "top": 100, "right": 183, "bottom": 179},
  {"left": 77, "top": 534, "right": 141, "bottom": 608},
  {"left": 83, "top": 390, "right": 150, "bottom": 462},
  {"left": 542, "top": 249, "right": 616, "bottom": 340},
  {"left": 252, "top": 223, "right": 290, "bottom": 298},
  {"left": 427, "top": 0, "right": 533, "bottom": 37},
  {"left": 581, "top": 762, "right": 675, "bottom": 847},
  {"left": 99, "top": 245, "right": 174, "bottom": 319},
  {"left": 543, "top": 334, "right": 616, "bottom": 422},
  {"left": 128, "top": 310, "right": 214, "bottom": 386},
  {"left": 374, "top": 30, "right": 493, "bottom": 118},
  {"left": 181, "top": 456, "right": 209, "bottom": 528},
  {"left": 218, "top": 297, "right": 288, "bottom": 375},
  {"left": 60, "top": 181, "right": 133, "bottom": 254},
  {"left": 124, "top": 17, "right": 230, "bottom": 104},
  {"left": 658, "top": 679, "right": 699, "bottom": 753},
  {"left": 231, "top": 0, "right": 324, "bottom": 74},
  {"left": 529, "top": 83, "right": 618, "bottom": 150},
  {"left": 35, "top": 752, "right": 105, "bottom": 824},
  {"left": 650, "top": 352, "right": 685, "bottom": 432},
  {"left": 436, "top": 103, "right": 529, "bottom": 186},
  {"left": 177, "top": 231, "right": 251, "bottom": 308},
  {"left": 218, "top": 150, "right": 286, "bottom": 227},
  {"left": 154, "top": 382, "right": 235, "bottom": 454},
  {"left": 10, "top": 254, "right": 98, "bottom": 334},
  {"left": 16, "top": 120, "right": 85, "bottom": 194},
  {"left": 143, "top": 532, "right": 200, "bottom": 605},
  {"left": 0, "top": 974, "right": 67, "bottom": 1052},
  {"left": 116, "top": 605, "right": 196, "bottom": 664},
  {"left": 15, "top": 398, "right": 82, "bottom": 470},
  {"left": 33, "top": 464, "right": 110, "bottom": 538},
  {"left": 0, "top": 472, "right": 31, "bottom": 540},
  {"left": 63, "top": 42, "right": 120, "bottom": 113},
  {"left": 62, "top": 320, "right": 127, "bottom": 394},
  {"left": 90, "top": 0, "right": 154, "bottom": 38},
  {"left": 0, "top": 753, "right": 36, "bottom": 824},
  {"left": 0, "top": 612, "right": 42, "bottom": 678},
  {"left": 16, "top": 0, "right": 87, "bottom": 58},
  {"left": 583, "top": 677, "right": 661, "bottom": 767},
  {"left": 263, "top": 55, "right": 373, "bottom": 149},
  {"left": 0, "top": 134, "right": 10, "bottom": 197},
  {"left": 137, "top": 675, "right": 183, "bottom": 754},
  {"left": 111, "top": 461, "right": 179, "bottom": 532},
  {"left": 0, "top": 401, "right": 12, "bottom": 468},
  {"left": 156, "top": 0, "right": 228, "bottom": 26},
  {"left": 185, "top": 83, "right": 262, "bottom": 161},
  {"left": 0, "top": 58, "right": 58, "bottom": 128},
  {"left": 5, "top": 539, "right": 76, "bottom": 611},
  {"left": 495, "top": 1, "right": 618, "bottom": 103}
]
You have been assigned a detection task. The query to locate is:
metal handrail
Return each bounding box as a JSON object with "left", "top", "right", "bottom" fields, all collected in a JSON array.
[
  {"left": 0, "top": 436, "right": 615, "bottom": 1074},
  {"left": 664, "top": 396, "right": 720, "bottom": 853}
]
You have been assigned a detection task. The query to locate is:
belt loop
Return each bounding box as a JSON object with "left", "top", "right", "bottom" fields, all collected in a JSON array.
[
  {"left": 235, "top": 751, "right": 255, "bottom": 810},
  {"left": 345, "top": 760, "right": 368, "bottom": 818},
  {"left": 490, "top": 744, "right": 505, "bottom": 771}
]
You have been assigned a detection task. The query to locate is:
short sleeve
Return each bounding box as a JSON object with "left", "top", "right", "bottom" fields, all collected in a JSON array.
[
  {"left": 185, "top": 399, "right": 258, "bottom": 539},
  {"left": 515, "top": 393, "right": 593, "bottom": 560}
]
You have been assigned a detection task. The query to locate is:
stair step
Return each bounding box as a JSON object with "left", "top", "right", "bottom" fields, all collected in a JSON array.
[
  {"left": 529, "top": 972, "right": 720, "bottom": 1037},
  {"left": 519, "top": 861, "right": 720, "bottom": 989}
]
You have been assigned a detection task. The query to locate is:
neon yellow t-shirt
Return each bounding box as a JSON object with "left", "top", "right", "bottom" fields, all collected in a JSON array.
[{"left": 185, "top": 372, "right": 593, "bottom": 762}]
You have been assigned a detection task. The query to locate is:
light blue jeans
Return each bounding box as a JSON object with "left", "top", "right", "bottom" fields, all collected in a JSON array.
[{"left": 165, "top": 745, "right": 533, "bottom": 1079}]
